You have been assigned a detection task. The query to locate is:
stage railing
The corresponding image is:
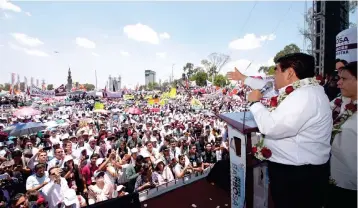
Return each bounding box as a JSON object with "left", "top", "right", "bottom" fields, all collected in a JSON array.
[{"left": 138, "top": 165, "right": 214, "bottom": 202}]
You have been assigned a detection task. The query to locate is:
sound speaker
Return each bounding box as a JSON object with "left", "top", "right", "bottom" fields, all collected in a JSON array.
[{"left": 315, "top": 1, "right": 349, "bottom": 75}]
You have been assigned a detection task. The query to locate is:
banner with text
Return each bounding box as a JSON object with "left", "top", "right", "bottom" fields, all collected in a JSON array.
[
  {"left": 30, "top": 86, "right": 55, "bottom": 97},
  {"left": 228, "top": 126, "right": 246, "bottom": 208}
]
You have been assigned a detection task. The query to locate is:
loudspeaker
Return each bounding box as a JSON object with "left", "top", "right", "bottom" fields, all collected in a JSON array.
[{"left": 315, "top": 1, "right": 349, "bottom": 75}]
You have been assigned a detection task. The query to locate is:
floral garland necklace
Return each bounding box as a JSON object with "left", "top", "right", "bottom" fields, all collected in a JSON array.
[
  {"left": 330, "top": 97, "right": 357, "bottom": 144},
  {"left": 268, "top": 77, "right": 320, "bottom": 112},
  {"left": 252, "top": 77, "right": 321, "bottom": 161}
]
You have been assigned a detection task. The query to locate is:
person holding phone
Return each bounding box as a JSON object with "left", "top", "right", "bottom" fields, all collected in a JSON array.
[
  {"left": 27, "top": 149, "right": 48, "bottom": 171},
  {"left": 47, "top": 147, "right": 65, "bottom": 171}
]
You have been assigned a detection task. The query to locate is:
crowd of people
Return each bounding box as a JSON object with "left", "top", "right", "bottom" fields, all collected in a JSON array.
[{"left": 0, "top": 86, "right": 234, "bottom": 208}]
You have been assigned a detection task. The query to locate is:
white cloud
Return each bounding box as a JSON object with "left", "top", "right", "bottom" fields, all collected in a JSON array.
[
  {"left": 92, "top": 52, "right": 99, "bottom": 57},
  {"left": 11, "top": 33, "right": 44, "bottom": 47},
  {"left": 120, "top": 50, "right": 130, "bottom": 56},
  {"left": 123, "top": 23, "right": 159, "bottom": 44},
  {"left": 24, "top": 48, "right": 49, "bottom": 57},
  {"left": 0, "top": 0, "right": 21, "bottom": 12},
  {"left": 229, "top": 33, "right": 276, "bottom": 50},
  {"left": 159, "top": 32, "right": 170, "bottom": 39},
  {"left": 9, "top": 42, "right": 49, "bottom": 57},
  {"left": 25, "top": 12, "right": 31, "bottom": 17},
  {"left": 75, "top": 37, "right": 96, "bottom": 49},
  {"left": 156, "top": 52, "right": 166, "bottom": 58},
  {"left": 267, "top": 57, "right": 275, "bottom": 66}
]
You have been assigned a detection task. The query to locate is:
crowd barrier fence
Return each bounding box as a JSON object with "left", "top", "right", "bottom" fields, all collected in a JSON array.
[{"left": 138, "top": 165, "right": 214, "bottom": 202}]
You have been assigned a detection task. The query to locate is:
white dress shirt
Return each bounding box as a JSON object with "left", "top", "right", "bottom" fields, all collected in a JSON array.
[
  {"left": 41, "top": 178, "right": 77, "bottom": 208},
  {"left": 247, "top": 77, "right": 332, "bottom": 166},
  {"left": 330, "top": 97, "right": 357, "bottom": 190}
]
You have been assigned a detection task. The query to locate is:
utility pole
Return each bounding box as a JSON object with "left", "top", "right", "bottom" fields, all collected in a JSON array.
[
  {"left": 171, "top": 64, "right": 175, "bottom": 84},
  {"left": 95, "top": 69, "right": 98, "bottom": 90}
]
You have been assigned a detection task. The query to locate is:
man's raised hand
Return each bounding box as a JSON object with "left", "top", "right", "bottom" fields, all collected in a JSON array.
[{"left": 226, "top": 67, "right": 247, "bottom": 82}]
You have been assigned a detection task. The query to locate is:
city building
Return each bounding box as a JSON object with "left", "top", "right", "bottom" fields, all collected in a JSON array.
[{"left": 145, "top": 70, "right": 156, "bottom": 86}]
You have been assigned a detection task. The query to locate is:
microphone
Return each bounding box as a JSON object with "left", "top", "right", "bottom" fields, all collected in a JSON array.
[{"left": 259, "top": 81, "right": 273, "bottom": 95}]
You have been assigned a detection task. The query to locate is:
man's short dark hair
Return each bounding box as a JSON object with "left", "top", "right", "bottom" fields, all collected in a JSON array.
[
  {"left": 34, "top": 163, "right": 45, "bottom": 171},
  {"left": 340, "top": 61, "right": 357, "bottom": 79},
  {"left": 275, "top": 53, "right": 315, "bottom": 79},
  {"left": 91, "top": 153, "right": 100, "bottom": 159},
  {"left": 335, "top": 59, "right": 348, "bottom": 65}
]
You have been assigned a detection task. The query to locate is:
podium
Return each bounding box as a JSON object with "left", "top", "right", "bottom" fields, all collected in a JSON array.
[{"left": 219, "top": 112, "right": 273, "bottom": 208}]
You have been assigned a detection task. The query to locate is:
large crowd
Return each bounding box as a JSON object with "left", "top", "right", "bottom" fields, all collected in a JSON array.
[{"left": 0, "top": 86, "right": 241, "bottom": 208}]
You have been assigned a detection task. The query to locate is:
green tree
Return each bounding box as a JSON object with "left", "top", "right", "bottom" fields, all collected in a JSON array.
[
  {"left": 147, "top": 82, "right": 158, "bottom": 91},
  {"left": 0, "top": 84, "right": 4, "bottom": 91},
  {"left": 273, "top": 44, "right": 301, "bottom": 62},
  {"left": 83, "top": 83, "right": 95, "bottom": 91},
  {"left": 191, "top": 71, "right": 208, "bottom": 87},
  {"left": 4, "top": 83, "right": 10, "bottom": 91},
  {"left": 267, "top": 66, "right": 276, "bottom": 75},
  {"left": 213, "top": 74, "right": 228, "bottom": 87},
  {"left": 183, "top": 63, "right": 195, "bottom": 78},
  {"left": 47, "top": 84, "right": 54, "bottom": 90}
]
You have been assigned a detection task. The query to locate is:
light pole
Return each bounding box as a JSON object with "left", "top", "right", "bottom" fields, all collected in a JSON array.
[{"left": 171, "top": 64, "right": 175, "bottom": 84}]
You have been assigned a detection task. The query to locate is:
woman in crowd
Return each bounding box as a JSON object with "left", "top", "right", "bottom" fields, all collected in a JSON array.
[
  {"left": 153, "top": 159, "right": 174, "bottom": 185},
  {"left": 328, "top": 61, "right": 357, "bottom": 208},
  {"left": 134, "top": 163, "right": 159, "bottom": 192}
]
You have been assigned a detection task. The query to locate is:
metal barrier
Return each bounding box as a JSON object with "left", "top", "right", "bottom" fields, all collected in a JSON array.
[{"left": 139, "top": 165, "right": 214, "bottom": 202}]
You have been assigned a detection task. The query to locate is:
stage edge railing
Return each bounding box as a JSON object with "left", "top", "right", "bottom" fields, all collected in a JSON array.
[{"left": 139, "top": 165, "right": 214, "bottom": 202}]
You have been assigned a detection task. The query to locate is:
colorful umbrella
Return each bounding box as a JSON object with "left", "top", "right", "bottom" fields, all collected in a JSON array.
[
  {"left": 9, "top": 122, "right": 47, "bottom": 137},
  {"left": 13, "top": 107, "right": 41, "bottom": 117},
  {"left": 127, "top": 107, "right": 142, "bottom": 115}
]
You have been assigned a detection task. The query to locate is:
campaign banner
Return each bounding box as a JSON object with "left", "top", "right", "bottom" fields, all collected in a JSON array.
[
  {"left": 106, "top": 91, "right": 122, "bottom": 98},
  {"left": 55, "top": 84, "right": 67, "bottom": 96},
  {"left": 228, "top": 125, "right": 246, "bottom": 208},
  {"left": 94, "top": 102, "right": 104, "bottom": 110},
  {"left": 30, "top": 86, "right": 55, "bottom": 97},
  {"left": 336, "top": 27, "right": 357, "bottom": 62}
]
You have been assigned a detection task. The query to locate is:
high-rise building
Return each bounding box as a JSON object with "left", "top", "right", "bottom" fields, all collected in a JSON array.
[{"left": 145, "top": 70, "right": 156, "bottom": 85}]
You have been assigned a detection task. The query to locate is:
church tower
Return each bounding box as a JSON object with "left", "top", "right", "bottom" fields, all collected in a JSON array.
[{"left": 66, "top": 68, "right": 73, "bottom": 92}]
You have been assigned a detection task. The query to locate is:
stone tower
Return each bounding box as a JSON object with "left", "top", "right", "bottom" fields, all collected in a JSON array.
[{"left": 66, "top": 68, "right": 73, "bottom": 92}]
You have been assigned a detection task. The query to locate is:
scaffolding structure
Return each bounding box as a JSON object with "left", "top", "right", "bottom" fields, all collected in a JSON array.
[{"left": 312, "top": 0, "right": 326, "bottom": 75}]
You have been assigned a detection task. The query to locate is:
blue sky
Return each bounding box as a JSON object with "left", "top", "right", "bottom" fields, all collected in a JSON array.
[{"left": 0, "top": 1, "right": 355, "bottom": 89}]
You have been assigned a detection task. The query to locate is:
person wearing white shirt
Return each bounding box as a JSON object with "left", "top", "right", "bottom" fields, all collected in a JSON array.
[
  {"left": 42, "top": 167, "right": 74, "bottom": 208},
  {"left": 327, "top": 62, "right": 357, "bottom": 208},
  {"left": 26, "top": 163, "right": 50, "bottom": 192},
  {"left": 228, "top": 53, "right": 331, "bottom": 208},
  {"left": 47, "top": 147, "right": 65, "bottom": 171}
]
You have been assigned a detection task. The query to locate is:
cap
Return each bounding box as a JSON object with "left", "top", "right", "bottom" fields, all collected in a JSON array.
[
  {"left": 94, "top": 171, "right": 105, "bottom": 178},
  {"left": 96, "top": 158, "right": 104, "bottom": 167},
  {"left": 154, "top": 159, "right": 164, "bottom": 167},
  {"left": 131, "top": 148, "right": 138, "bottom": 154},
  {"left": 64, "top": 155, "right": 73, "bottom": 163}
]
